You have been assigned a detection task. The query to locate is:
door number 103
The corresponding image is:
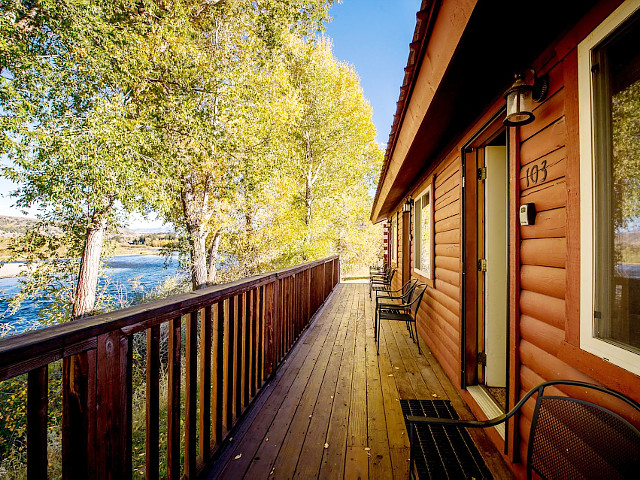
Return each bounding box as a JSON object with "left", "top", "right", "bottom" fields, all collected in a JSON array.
[{"left": 525, "top": 160, "right": 548, "bottom": 187}]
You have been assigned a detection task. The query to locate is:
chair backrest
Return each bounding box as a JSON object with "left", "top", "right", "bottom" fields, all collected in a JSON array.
[
  {"left": 527, "top": 381, "right": 640, "bottom": 480},
  {"left": 409, "top": 284, "right": 427, "bottom": 316},
  {"left": 386, "top": 268, "right": 397, "bottom": 284},
  {"left": 401, "top": 279, "right": 419, "bottom": 300}
]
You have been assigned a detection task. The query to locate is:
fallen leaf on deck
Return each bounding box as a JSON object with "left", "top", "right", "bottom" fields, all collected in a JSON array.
[
  {"left": 324, "top": 443, "right": 329, "bottom": 449},
  {"left": 234, "top": 454, "right": 242, "bottom": 460},
  {"left": 432, "top": 394, "right": 438, "bottom": 398},
  {"left": 364, "top": 447, "right": 371, "bottom": 451},
  {"left": 388, "top": 374, "right": 394, "bottom": 377}
]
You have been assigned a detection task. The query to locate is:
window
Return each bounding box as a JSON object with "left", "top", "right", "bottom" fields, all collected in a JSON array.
[
  {"left": 579, "top": 0, "right": 640, "bottom": 374},
  {"left": 414, "top": 185, "right": 433, "bottom": 278},
  {"left": 390, "top": 214, "right": 398, "bottom": 264}
]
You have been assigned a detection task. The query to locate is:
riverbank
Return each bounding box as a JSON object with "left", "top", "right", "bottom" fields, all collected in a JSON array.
[{"left": 0, "top": 247, "right": 171, "bottom": 278}]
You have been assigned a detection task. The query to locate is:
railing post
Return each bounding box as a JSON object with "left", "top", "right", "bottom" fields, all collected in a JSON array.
[
  {"left": 62, "top": 350, "right": 96, "bottom": 479},
  {"left": 27, "top": 365, "right": 48, "bottom": 480},
  {"left": 95, "top": 331, "right": 132, "bottom": 479}
]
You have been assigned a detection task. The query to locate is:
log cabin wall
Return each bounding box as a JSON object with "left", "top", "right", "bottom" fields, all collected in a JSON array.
[{"left": 382, "top": 1, "right": 640, "bottom": 476}]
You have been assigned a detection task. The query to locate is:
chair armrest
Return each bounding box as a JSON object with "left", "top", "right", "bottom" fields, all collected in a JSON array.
[{"left": 406, "top": 414, "right": 508, "bottom": 429}]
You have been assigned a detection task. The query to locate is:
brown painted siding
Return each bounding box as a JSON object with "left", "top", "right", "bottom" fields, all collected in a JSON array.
[{"left": 414, "top": 153, "right": 463, "bottom": 385}]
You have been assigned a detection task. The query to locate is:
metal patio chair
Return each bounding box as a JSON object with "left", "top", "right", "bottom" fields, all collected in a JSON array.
[
  {"left": 376, "top": 283, "right": 427, "bottom": 355},
  {"left": 374, "top": 278, "right": 419, "bottom": 340},
  {"left": 370, "top": 267, "right": 396, "bottom": 299},
  {"left": 406, "top": 380, "right": 640, "bottom": 479}
]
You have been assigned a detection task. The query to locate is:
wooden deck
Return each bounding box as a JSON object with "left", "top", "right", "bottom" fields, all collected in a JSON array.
[{"left": 205, "top": 283, "right": 512, "bottom": 479}]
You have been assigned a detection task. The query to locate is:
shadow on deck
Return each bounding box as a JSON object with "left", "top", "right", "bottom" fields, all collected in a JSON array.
[{"left": 205, "top": 283, "right": 513, "bottom": 479}]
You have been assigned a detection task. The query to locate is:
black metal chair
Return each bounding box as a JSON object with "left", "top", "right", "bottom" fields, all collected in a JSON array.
[
  {"left": 376, "top": 283, "right": 427, "bottom": 355},
  {"left": 370, "top": 267, "right": 396, "bottom": 299},
  {"left": 374, "top": 279, "right": 419, "bottom": 340},
  {"left": 406, "top": 380, "right": 640, "bottom": 479}
]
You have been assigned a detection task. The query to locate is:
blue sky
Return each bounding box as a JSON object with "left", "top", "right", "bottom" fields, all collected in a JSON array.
[
  {"left": 325, "top": 0, "right": 420, "bottom": 145},
  {"left": 0, "top": 0, "right": 420, "bottom": 228}
]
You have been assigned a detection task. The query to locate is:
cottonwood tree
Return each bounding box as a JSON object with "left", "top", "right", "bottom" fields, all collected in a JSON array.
[
  {"left": 136, "top": 0, "right": 334, "bottom": 288},
  {"left": 278, "top": 36, "right": 381, "bottom": 263},
  {"left": 1, "top": 0, "right": 153, "bottom": 319}
]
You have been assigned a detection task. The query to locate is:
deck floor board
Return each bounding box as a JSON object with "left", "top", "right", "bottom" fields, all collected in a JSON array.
[{"left": 207, "top": 283, "right": 513, "bottom": 479}]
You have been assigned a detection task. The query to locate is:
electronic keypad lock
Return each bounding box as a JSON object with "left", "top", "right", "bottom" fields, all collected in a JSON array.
[{"left": 519, "top": 203, "right": 536, "bottom": 226}]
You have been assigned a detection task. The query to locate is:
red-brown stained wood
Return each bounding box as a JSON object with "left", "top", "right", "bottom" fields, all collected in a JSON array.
[
  {"left": 519, "top": 147, "right": 566, "bottom": 186},
  {"left": 435, "top": 278, "right": 460, "bottom": 301},
  {"left": 257, "top": 285, "right": 264, "bottom": 387},
  {"left": 62, "top": 350, "right": 96, "bottom": 479},
  {"left": 519, "top": 290, "right": 566, "bottom": 330},
  {"left": 435, "top": 267, "right": 460, "bottom": 286},
  {"left": 250, "top": 289, "right": 257, "bottom": 398},
  {"left": 27, "top": 365, "right": 48, "bottom": 480},
  {"left": 167, "top": 317, "right": 181, "bottom": 480},
  {"left": 520, "top": 179, "right": 567, "bottom": 212},
  {"left": 519, "top": 340, "right": 594, "bottom": 384},
  {"left": 435, "top": 255, "right": 459, "bottom": 272},
  {"left": 244, "top": 290, "right": 252, "bottom": 406},
  {"left": 519, "top": 207, "right": 566, "bottom": 239},
  {"left": 215, "top": 302, "right": 225, "bottom": 444},
  {"left": 520, "top": 117, "right": 567, "bottom": 164},
  {"left": 434, "top": 157, "right": 460, "bottom": 188},
  {"left": 520, "top": 315, "right": 564, "bottom": 356},
  {"left": 200, "top": 306, "right": 212, "bottom": 460},
  {"left": 563, "top": 49, "right": 583, "bottom": 348},
  {"left": 520, "top": 265, "right": 566, "bottom": 299},
  {"left": 520, "top": 238, "right": 566, "bottom": 267},
  {"left": 146, "top": 325, "right": 160, "bottom": 480},
  {"left": 434, "top": 184, "right": 461, "bottom": 210},
  {"left": 435, "top": 243, "right": 460, "bottom": 258},
  {"left": 96, "top": 331, "right": 131, "bottom": 479},
  {"left": 434, "top": 200, "right": 460, "bottom": 222},
  {"left": 185, "top": 311, "right": 197, "bottom": 478},
  {"left": 520, "top": 87, "right": 565, "bottom": 142},
  {"left": 235, "top": 294, "right": 243, "bottom": 418},
  {"left": 435, "top": 228, "right": 460, "bottom": 245},
  {"left": 435, "top": 215, "right": 460, "bottom": 233}
]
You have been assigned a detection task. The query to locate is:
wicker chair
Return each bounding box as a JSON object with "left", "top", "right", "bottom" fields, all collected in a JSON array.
[{"left": 406, "top": 380, "right": 640, "bottom": 479}]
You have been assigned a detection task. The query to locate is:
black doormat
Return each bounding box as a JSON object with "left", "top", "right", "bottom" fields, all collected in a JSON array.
[{"left": 400, "top": 399, "right": 493, "bottom": 479}]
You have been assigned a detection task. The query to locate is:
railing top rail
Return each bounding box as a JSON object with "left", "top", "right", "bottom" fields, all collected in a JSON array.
[{"left": 0, "top": 256, "right": 338, "bottom": 371}]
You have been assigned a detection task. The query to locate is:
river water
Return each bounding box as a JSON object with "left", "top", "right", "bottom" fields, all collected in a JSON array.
[{"left": 0, "top": 254, "right": 184, "bottom": 336}]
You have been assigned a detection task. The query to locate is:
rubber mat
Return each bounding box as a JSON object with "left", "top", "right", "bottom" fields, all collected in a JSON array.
[{"left": 400, "top": 399, "right": 492, "bottom": 479}]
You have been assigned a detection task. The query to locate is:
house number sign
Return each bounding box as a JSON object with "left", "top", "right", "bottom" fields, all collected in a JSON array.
[{"left": 524, "top": 159, "right": 548, "bottom": 187}]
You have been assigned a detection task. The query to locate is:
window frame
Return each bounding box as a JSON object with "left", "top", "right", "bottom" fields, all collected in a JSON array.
[
  {"left": 390, "top": 213, "right": 398, "bottom": 265},
  {"left": 578, "top": 0, "right": 640, "bottom": 375},
  {"left": 413, "top": 184, "right": 433, "bottom": 279}
]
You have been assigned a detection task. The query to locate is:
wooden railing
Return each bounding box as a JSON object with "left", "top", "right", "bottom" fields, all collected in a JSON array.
[{"left": 0, "top": 256, "right": 340, "bottom": 479}]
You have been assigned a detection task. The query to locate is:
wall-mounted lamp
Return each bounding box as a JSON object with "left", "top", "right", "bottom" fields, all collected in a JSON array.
[
  {"left": 504, "top": 68, "right": 549, "bottom": 127},
  {"left": 402, "top": 197, "right": 412, "bottom": 213}
]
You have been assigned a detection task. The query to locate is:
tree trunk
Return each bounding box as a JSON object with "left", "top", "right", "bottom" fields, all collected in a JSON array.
[
  {"left": 207, "top": 231, "right": 221, "bottom": 284},
  {"left": 65, "top": 211, "right": 108, "bottom": 477},
  {"left": 190, "top": 230, "right": 208, "bottom": 289},
  {"left": 181, "top": 174, "right": 211, "bottom": 290},
  {"left": 72, "top": 215, "right": 108, "bottom": 318}
]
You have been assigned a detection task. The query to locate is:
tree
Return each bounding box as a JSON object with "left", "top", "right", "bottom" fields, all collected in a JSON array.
[
  {"left": 1, "top": 1, "right": 155, "bottom": 319},
  {"left": 134, "top": 0, "right": 335, "bottom": 288}
]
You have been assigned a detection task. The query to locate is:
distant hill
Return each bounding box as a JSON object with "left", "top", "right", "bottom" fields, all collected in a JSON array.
[
  {"left": 0, "top": 215, "right": 170, "bottom": 237},
  {"left": 618, "top": 231, "right": 640, "bottom": 246}
]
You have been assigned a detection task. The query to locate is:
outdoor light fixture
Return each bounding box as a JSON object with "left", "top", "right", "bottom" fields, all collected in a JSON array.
[
  {"left": 402, "top": 197, "right": 412, "bottom": 213},
  {"left": 504, "top": 68, "right": 549, "bottom": 127}
]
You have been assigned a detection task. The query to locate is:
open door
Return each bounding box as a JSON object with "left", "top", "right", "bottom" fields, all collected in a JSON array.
[
  {"left": 464, "top": 128, "right": 509, "bottom": 439},
  {"left": 482, "top": 145, "right": 508, "bottom": 389}
]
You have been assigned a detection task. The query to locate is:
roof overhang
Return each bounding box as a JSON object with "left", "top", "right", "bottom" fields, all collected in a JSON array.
[{"left": 371, "top": 0, "right": 600, "bottom": 224}]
